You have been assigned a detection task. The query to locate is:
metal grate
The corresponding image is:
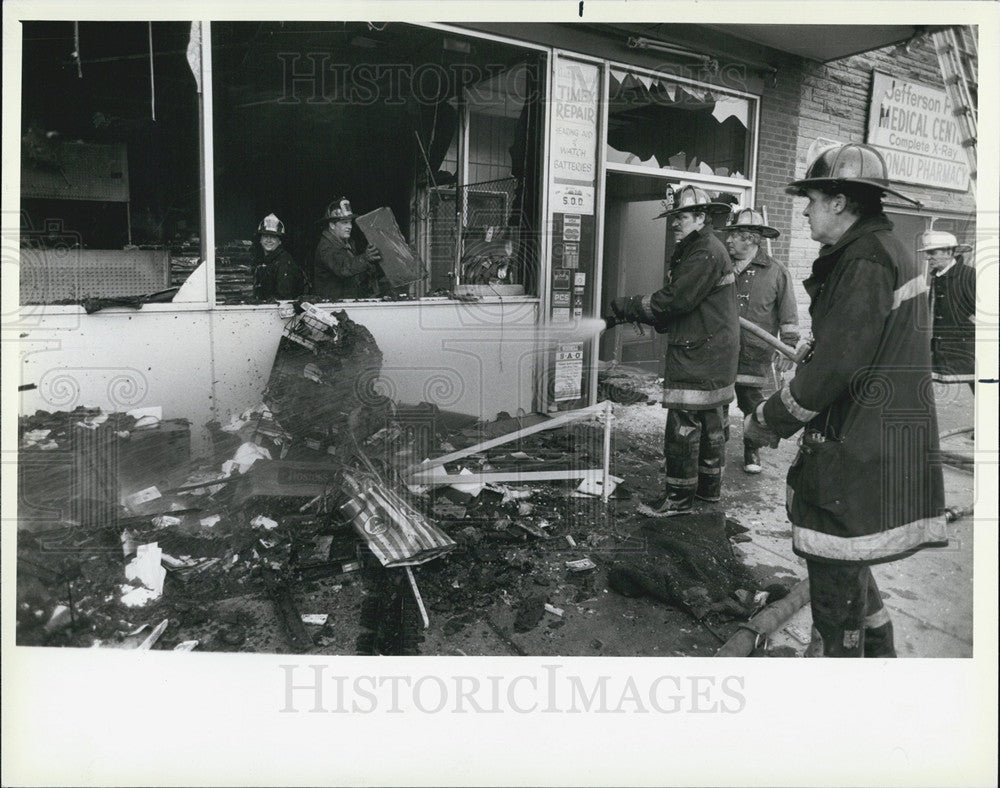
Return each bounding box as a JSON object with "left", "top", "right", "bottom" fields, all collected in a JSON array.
[
  {"left": 19, "top": 248, "right": 169, "bottom": 304},
  {"left": 425, "top": 177, "right": 537, "bottom": 292}
]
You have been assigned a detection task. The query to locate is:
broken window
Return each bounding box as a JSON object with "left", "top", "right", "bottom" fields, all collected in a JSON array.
[
  {"left": 210, "top": 22, "right": 545, "bottom": 303},
  {"left": 18, "top": 22, "right": 202, "bottom": 307},
  {"left": 422, "top": 60, "right": 544, "bottom": 295},
  {"left": 606, "top": 68, "right": 754, "bottom": 179}
]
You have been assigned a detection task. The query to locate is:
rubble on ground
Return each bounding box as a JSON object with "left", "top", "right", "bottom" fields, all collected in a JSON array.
[{"left": 16, "top": 309, "right": 794, "bottom": 656}]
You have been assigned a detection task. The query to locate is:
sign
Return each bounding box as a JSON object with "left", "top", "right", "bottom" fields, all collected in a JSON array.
[
  {"left": 550, "top": 59, "right": 599, "bottom": 216},
  {"left": 562, "top": 214, "right": 582, "bottom": 240},
  {"left": 866, "top": 71, "right": 970, "bottom": 192},
  {"left": 551, "top": 183, "right": 595, "bottom": 214},
  {"left": 561, "top": 242, "right": 579, "bottom": 268},
  {"left": 553, "top": 343, "right": 584, "bottom": 401}
]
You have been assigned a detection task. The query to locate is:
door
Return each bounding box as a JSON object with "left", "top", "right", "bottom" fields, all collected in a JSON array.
[{"left": 599, "top": 171, "right": 747, "bottom": 372}]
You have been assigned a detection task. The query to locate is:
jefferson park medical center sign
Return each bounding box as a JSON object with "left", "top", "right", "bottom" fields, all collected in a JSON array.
[{"left": 866, "top": 71, "right": 971, "bottom": 192}]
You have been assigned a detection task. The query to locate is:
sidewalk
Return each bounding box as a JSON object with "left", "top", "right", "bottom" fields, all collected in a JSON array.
[{"left": 726, "top": 383, "right": 975, "bottom": 657}]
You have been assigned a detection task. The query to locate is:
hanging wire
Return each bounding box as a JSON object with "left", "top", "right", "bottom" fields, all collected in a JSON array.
[
  {"left": 148, "top": 22, "right": 156, "bottom": 121},
  {"left": 73, "top": 22, "right": 83, "bottom": 77}
]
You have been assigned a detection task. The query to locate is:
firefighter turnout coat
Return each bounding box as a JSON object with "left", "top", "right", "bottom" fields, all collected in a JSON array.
[
  {"left": 623, "top": 225, "right": 739, "bottom": 410},
  {"left": 735, "top": 247, "right": 799, "bottom": 387},
  {"left": 313, "top": 228, "right": 375, "bottom": 301},
  {"left": 762, "top": 214, "right": 947, "bottom": 565},
  {"left": 930, "top": 260, "right": 976, "bottom": 383}
]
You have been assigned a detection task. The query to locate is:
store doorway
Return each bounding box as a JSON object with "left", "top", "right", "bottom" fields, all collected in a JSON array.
[
  {"left": 599, "top": 171, "right": 745, "bottom": 372},
  {"left": 599, "top": 173, "right": 673, "bottom": 372}
]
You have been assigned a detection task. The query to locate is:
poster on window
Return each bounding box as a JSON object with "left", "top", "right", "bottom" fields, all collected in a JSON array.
[
  {"left": 553, "top": 343, "right": 584, "bottom": 401},
  {"left": 550, "top": 58, "right": 599, "bottom": 216}
]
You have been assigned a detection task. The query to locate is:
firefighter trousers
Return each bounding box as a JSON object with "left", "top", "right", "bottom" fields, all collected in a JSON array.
[
  {"left": 663, "top": 406, "right": 727, "bottom": 501},
  {"left": 805, "top": 560, "right": 896, "bottom": 657}
]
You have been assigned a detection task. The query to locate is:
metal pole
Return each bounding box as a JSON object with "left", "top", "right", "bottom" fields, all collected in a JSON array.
[
  {"left": 601, "top": 400, "right": 612, "bottom": 503},
  {"left": 405, "top": 566, "right": 430, "bottom": 629}
]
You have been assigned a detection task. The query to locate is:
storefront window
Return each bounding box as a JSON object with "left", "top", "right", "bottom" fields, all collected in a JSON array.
[
  {"left": 19, "top": 22, "right": 201, "bottom": 306},
  {"left": 210, "top": 22, "right": 545, "bottom": 304},
  {"left": 606, "top": 68, "right": 754, "bottom": 179}
]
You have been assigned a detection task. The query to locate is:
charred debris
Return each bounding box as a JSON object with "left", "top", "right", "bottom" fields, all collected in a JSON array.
[{"left": 17, "top": 307, "right": 791, "bottom": 655}]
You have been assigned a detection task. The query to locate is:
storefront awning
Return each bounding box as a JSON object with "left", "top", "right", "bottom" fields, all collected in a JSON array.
[{"left": 708, "top": 25, "right": 948, "bottom": 63}]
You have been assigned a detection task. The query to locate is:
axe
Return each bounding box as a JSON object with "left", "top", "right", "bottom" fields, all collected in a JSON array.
[{"left": 739, "top": 317, "right": 812, "bottom": 364}]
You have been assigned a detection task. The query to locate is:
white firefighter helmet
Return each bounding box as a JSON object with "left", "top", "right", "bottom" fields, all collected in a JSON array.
[{"left": 257, "top": 213, "right": 285, "bottom": 237}]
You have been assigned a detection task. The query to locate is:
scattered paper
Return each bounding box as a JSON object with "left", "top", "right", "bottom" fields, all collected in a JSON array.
[
  {"left": 120, "top": 585, "right": 160, "bottom": 608},
  {"left": 544, "top": 603, "right": 564, "bottom": 618},
  {"left": 124, "top": 486, "right": 162, "bottom": 509},
  {"left": 301, "top": 614, "right": 329, "bottom": 626},
  {"left": 124, "top": 542, "right": 166, "bottom": 597},
  {"left": 199, "top": 514, "right": 221, "bottom": 528},
  {"left": 222, "top": 442, "right": 272, "bottom": 475},
  {"left": 174, "top": 640, "right": 199, "bottom": 652},
  {"left": 127, "top": 406, "right": 163, "bottom": 421},
  {"left": 76, "top": 413, "right": 109, "bottom": 429},
  {"left": 152, "top": 515, "right": 181, "bottom": 529},
  {"left": 251, "top": 515, "right": 278, "bottom": 530},
  {"left": 575, "top": 474, "right": 623, "bottom": 497},
  {"left": 448, "top": 467, "right": 484, "bottom": 498}
]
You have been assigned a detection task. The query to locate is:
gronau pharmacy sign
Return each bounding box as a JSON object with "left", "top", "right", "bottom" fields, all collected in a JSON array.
[{"left": 866, "top": 71, "right": 970, "bottom": 192}]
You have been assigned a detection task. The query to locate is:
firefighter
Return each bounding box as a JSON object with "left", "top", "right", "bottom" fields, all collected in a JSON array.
[
  {"left": 920, "top": 230, "right": 976, "bottom": 392},
  {"left": 744, "top": 143, "right": 947, "bottom": 657},
  {"left": 252, "top": 213, "right": 306, "bottom": 301},
  {"left": 724, "top": 208, "right": 799, "bottom": 474},
  {"left": 313, "top": 197, "right": 384, "bottom": 301},
  {"left": 607, "top": 185, "right": 738, "bottom": 516}
]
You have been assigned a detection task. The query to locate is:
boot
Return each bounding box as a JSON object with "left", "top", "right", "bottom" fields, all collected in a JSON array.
[
  {"left": 637, "top": 490, "right": 694, "bottom": 517},
  {"left": 863, "top": 621, "right": 897, "bottom": 657},
  {"left": 695, "top": 471, "right": 722, "bottom": 502},
  {"left": 743, "top": 443, "right": 762, "bottom": 474}
]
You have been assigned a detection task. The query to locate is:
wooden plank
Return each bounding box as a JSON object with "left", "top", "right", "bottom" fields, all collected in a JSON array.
[{"left": 402, "top": 401, "right": 607, "bottom": 477}]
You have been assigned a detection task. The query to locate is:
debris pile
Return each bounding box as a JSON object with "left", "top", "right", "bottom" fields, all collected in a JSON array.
[
  {"left": 263, "top": 304, "right": 390, "bottom": 455},
  {"left": 596, "top": 361, "right": 660, "bottom": 405},
  {"left": 16, "top": 307, "right": 785, "bottom": 656}
]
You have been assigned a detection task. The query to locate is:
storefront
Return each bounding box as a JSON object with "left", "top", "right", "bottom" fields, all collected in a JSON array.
[{"left": 14, "top": 19, "right": 976, "bottom": 451}]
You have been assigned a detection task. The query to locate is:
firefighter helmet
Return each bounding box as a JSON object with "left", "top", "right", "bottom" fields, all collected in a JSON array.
[
  {"left": 322, "top": 197, "right": 357, "bottom": 223},
  {"left": 785, "top": 142, "right": 919, "bottom": 205},
  {"left": 918, "top": 230, "right": 972, "bottom": 254},
  {"left": 725, "top": 208, "right": 780, "bottom": 239},
  {"left": 257, "top": 213, "right": 285, "bottom": 237},
  {"left": 655, "top": 184, "right": 732, "bottom": 219}
]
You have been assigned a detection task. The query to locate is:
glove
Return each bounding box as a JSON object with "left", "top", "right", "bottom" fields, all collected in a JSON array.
[
  {"left": 364, "top": 245, "right": 382, "bottom": 264},
  {"left": 610, "top": 297, "right": 631, "bottom": 322},
  {"left": 743, "top": 406, "right": 780, "bottom": 450},
  {"left": 602, "top": 314, "right": 618, "bottom": 330},
  {"left": 774, "top": 355, "right": 794, "bottom": 374}
]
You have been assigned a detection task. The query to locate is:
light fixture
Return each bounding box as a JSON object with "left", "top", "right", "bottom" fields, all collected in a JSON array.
[{"left": 627, "top": 36, "right": 719, "bottom": 74}]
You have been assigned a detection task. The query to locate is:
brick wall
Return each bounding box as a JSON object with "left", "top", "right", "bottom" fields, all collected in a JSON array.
[{"left": 755, "top": 35, "right": 977, "bottom": 333}]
